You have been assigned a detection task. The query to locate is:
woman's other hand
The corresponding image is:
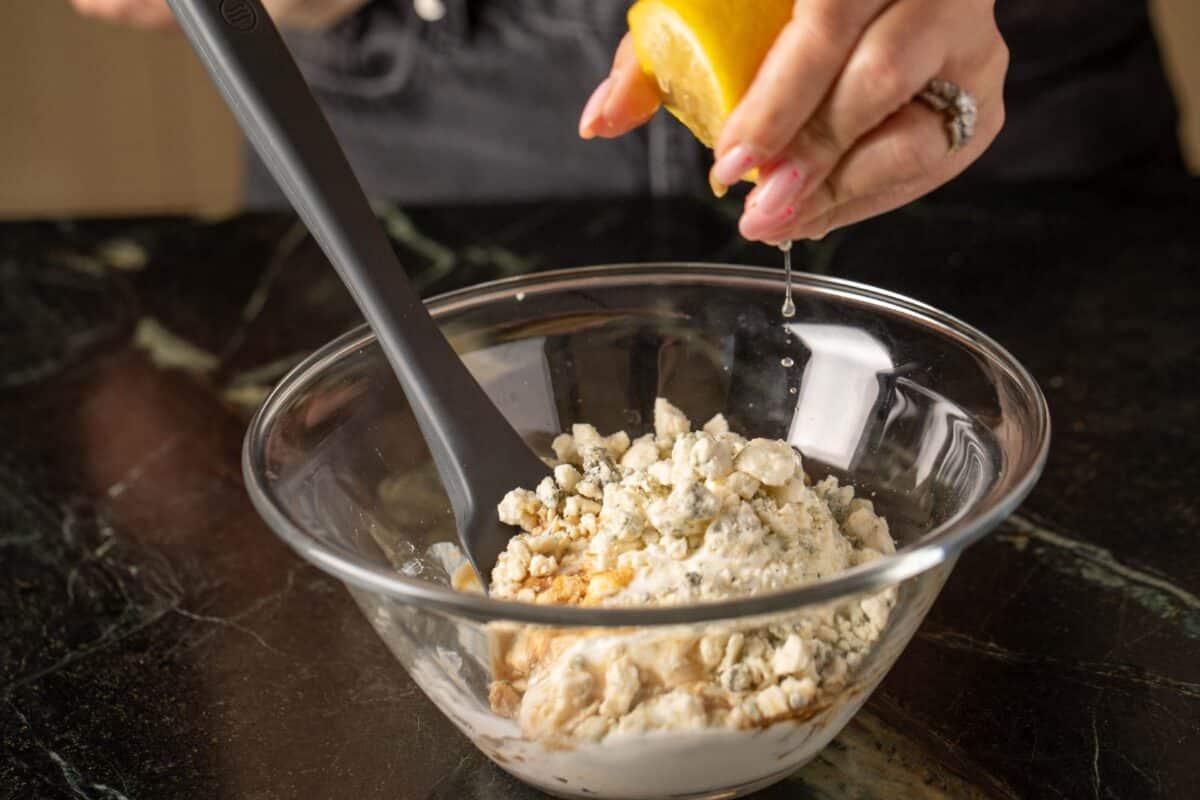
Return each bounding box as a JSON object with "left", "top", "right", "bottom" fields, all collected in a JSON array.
[
  {"left": 69, "top": 0, "right": 369, "bottom": 31},
  {"left": 70, "top": 0, "right": 176, "bottom": 29}
]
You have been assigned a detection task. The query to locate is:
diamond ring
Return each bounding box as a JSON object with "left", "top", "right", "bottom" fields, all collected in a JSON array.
[{"left": 917, "top": 78, "right": 978, "bottom": 150}]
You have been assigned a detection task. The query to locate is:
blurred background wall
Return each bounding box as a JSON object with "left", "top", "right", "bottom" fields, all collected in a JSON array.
[
  {"left": 2, "top": 1, "right": 1198, "bottom": 218},
  {"left": 0, "top": 3, "right": 242, "bottom": 217}
]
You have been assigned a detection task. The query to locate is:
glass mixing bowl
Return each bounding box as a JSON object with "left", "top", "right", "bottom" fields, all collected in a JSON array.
[{"left": 244, "top": 264, "right": 1049, "bottom": 799}]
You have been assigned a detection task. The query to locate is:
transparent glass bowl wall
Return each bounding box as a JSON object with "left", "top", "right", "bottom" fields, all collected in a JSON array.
[{"left": 245, "top": 265, "right": 1050, "bottom": 800}]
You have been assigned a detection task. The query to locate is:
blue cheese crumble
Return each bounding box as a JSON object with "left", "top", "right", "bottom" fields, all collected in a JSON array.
[{"left": 488, "top": 398, "right": 897, "bottom": 743}]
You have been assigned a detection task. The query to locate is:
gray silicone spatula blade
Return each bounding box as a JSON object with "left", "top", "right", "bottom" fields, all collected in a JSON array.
[{"left": 166, "top": 0, "right": 549, "bottom": 585}]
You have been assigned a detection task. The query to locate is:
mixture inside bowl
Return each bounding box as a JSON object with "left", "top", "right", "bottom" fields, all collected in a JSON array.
[{"left": 478, "top": 398, "right": 897, "bottom": 746}]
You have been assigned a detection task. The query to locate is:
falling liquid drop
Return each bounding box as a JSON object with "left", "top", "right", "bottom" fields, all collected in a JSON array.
[
  {"left": 780, "top": 357, "right": 795, "bottom": 368},
  {"left": 788, "top": 387, "right": 798, "bottom": 395},
  {"left": 780, "top": 241, "right": 796, "bottom": 319}
]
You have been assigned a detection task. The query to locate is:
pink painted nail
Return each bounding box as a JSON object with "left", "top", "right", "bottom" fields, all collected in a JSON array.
[
  {"left": 740, "top": 200, "right": 800, "bottom": 241},
  {"left": 752, "top": 160, "right": 807, "bottom": 216},
  {"left": 711, "top": 144, "right": 765, "bottom": 186},
  {"left": 579, "top": 77, "right": 615, "bottom": 139},
  {"left": 739, "top": 209, "right": 776, "bottom": 241}
]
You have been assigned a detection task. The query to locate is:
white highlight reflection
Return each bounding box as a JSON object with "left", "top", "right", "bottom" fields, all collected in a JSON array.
[
  {"left": 461, "top": 338, "right": 559, "bottom": 436},
  {"left": 786, "top": 324, "right": 893, "bottom": 470}
]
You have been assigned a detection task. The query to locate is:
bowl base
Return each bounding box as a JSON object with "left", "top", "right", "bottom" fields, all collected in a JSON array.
[{"left": 499, "top": 758, "right": 810, "bottom": 800}]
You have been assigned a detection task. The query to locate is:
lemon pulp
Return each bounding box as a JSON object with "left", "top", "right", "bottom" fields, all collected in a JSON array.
[{"left": 628, "top": 0, "right": 792, "bottom": 158}]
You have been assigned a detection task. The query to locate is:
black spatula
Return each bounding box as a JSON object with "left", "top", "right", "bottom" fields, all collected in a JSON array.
[{"left": 166, "top": 0, "right": 550, "bottom": 584}]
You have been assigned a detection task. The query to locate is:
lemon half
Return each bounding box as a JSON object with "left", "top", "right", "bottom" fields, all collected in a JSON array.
[{"left": 629, "top": 0, "right": 792, "bottom": 181}]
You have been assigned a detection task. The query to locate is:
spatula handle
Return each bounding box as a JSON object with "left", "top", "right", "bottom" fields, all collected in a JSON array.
[{"left": 165, "top": 0, "right": 543, "bottom": 523}]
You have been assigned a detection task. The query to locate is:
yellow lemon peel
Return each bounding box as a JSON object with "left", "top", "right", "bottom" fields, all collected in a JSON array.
[{"left": 628, "top": 0, "right": 792, "bottom": 194}]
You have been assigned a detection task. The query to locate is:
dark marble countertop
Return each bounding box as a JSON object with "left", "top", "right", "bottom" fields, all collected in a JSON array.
[{"left": 2, "top": 179, "right": 1198, "bottom": 799}]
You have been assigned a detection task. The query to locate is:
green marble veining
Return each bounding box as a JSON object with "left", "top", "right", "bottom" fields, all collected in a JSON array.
[
  {"left": 374, "top": 204, "right": 458, "bottom": 289},
  {"left": 49, "top": 248, "right": 107, "bottom": 277},
  {"left": 917, "top": 628, "right": 1200, "bottom": 700},
  {"left": 220, "top": 353, "right": 311, "bottom": 411},
  {"left": 96, "top": 238, "right": 148, "bottom": 272},
  {"left": 218, "top": 221, "right": 309, "bottom": 364},
  {"left": 1002, "top": 513, "right": 1200, "bottom": 638},
  {"left": 791, "top": 710, "right": 1014, "bottom": 799},
  {"left": 374, "top": 203, "right": 537, "bottom": 290},
  {"left": 133, "top": 318, "right": 219, "bottom": 375}
]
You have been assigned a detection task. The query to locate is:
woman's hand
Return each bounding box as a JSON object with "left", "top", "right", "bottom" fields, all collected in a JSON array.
[
  {"left": 582, "top": 0, "right": 1008, "bottom": 243},
  {"left": 69, "top": 0, "right": 368, "bottom": 31},
  {"left": 70, "top": 0, "right": 176, "bottom": 29}
]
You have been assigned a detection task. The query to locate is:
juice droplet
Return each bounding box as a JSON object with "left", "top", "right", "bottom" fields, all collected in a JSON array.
[
  {"left": 788, "top": 386, "right": 798, "bottom": 395},
  {"left": 780, "top": 357, "right": 794, "bottom": 368},
  {"left": 780, "top": 241, "right": 796, "bottom": 319}
]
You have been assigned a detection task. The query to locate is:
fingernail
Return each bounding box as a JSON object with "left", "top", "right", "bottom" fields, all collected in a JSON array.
[
  {"left": 579, "top": 77, "right": 615, "bottom": 139},
  {"left": 708, "top": 171, "right": 729, "bottom": 198},
  {"left": 711, "top": 144, "right": 765, "bottom": 187},
  {"left": 752, "top": 160, "right": 807, "bottom": 216},
  {"left": 740, "top": 203, "right": 796, "bottom": 241}
]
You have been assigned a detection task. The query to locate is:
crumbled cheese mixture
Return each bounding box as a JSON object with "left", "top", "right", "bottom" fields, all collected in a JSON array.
[{"left": 487, "top": 399, "right": 897, "bottom": 744}]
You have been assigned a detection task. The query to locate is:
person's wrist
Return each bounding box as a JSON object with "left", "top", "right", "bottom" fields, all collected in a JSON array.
[{"left": 265, "top": 0, "right": 368, "bottom": 30}]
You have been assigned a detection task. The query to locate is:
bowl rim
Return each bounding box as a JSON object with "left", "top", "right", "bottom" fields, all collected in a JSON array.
[{"left": 243, "top": 263, "right": 1051, "bottom": 626}]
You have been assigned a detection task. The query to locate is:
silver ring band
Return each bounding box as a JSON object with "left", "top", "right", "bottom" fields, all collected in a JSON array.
[{"left": 917, "top": 78, "right": 978, "bottom": 150}]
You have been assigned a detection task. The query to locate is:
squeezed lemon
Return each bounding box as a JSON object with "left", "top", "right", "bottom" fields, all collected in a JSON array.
[{"left": 628, "top": 0, "right": 792, "bottom": 190}]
